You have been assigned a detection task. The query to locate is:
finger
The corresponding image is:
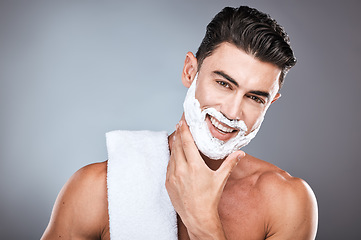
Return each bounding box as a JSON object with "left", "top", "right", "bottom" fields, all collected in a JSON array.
[
  {"left": 178, "top": 119, "right": 203, "bottom": 166},
  {"left": 167, "top": 132, "right": 177, "bottom": 177},
  {"left": 180, "top": 113, "right": 186, "bottom": 122},
  {"left": 171, "top": 124, "right": 187, "bottom": 167},
  {"left": 217, "top": 150, "right": 245, "bottom": 180}
]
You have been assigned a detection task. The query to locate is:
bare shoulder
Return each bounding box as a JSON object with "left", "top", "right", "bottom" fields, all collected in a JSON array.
[
  {"left": 41, "top": 161, "right": 109, "bottom": 240},
  {"left": 251, "top": 157, "right": 318, "bottom": 239}
]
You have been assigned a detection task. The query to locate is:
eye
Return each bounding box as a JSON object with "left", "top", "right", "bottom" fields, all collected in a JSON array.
[
  {"left": 216, "top": 81, "right": 231, "bottom": 89},
  {"left": 248, "top": 95, "right": 265, "bottom": 104}
]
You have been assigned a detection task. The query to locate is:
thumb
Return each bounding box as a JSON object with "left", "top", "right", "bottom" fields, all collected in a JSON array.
[{"left": 217, "top": 151, "right": 245, "bottom": 180}]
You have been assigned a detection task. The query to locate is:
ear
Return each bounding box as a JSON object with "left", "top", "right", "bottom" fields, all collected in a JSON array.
[
  {"left": 181, "top": 52, "right": 198, "bottom": 88},
  {"left": 271, "top": 93, "right": 281, "bottom": 104}
]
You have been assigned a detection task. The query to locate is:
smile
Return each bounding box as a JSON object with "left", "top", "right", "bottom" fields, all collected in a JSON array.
[{"left": 209, "top": 115, "right": 237, "bottom": 134}]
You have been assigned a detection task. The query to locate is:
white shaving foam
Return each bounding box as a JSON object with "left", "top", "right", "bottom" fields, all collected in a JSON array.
[{"left": 183, "top": 74, "right": 263, "bottom": 160}]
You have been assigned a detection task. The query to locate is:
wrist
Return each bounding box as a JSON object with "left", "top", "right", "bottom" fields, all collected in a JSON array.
[{"left": 186, "top": 214, "right": 227, "bottom": 240}]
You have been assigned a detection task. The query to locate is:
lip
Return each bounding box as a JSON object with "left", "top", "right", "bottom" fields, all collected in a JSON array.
[{"left": 205, "top": 115, "right": 238, "bottom": 142}]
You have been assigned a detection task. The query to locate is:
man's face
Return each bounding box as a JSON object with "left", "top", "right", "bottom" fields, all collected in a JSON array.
[{"left": 192, "top": 42, "right": 281, "bottom": 142}]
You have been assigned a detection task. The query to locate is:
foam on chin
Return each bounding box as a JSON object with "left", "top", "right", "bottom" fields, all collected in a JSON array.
[{"left": 183, "top": 74, "right": 263, "bottom": 160}]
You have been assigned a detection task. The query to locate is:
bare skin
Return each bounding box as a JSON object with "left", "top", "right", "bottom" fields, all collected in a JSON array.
[
  {"left": 168, "top": 122, "right": 318, "bottom": 240},
  {"left": 41, "top": 142, "right": 317, "bottom": 240},
  {"left": 166, "top": 43, "right": 318, "bottom": 239},
  {"left": 41, "top": 161, "right": 110, "bottom": 240},
  {"left": 42, "top": 43, "right": 318, "bottom": 239}
]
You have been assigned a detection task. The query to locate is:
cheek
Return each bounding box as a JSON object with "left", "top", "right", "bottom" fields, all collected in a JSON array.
[
  {"left": 196, "top": 94, "right": 215, "bottom": 108},
  {"left": 195, "top": 85, "right": 222, "bottom": 109},
  {"left": 242, "top": 105, "right": 266, "bottom": 132}
]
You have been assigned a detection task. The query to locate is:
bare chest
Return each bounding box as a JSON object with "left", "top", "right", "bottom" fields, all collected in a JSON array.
[
  {"left": 178, "top": 178, "right": 268, "bottom": 240},
  {"left": 179, "top": 179, "right": 267, "bottom": 240},
  {"left": 218, "top": 179, "right": 268, "bottom": 240}
]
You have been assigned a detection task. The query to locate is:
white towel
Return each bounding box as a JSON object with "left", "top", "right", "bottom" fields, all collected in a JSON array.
[{"left": 106, "top": 130, "right": 177, "bottom": 240}]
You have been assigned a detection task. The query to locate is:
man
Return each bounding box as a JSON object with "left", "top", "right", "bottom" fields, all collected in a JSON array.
[{"left": 42, "top": 6, "right": 318, "bottom": 240}]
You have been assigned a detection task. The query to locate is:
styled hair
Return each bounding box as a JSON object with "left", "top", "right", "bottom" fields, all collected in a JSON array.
[{"left": 196, "top": 6, "right": 296, "bottom": 88}]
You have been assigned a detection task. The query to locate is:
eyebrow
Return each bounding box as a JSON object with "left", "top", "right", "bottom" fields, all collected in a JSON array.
[
  {"left": 213, "top": 70, "right": 239, "bottom": 87},
  {"left": 249, "top": 90, "right": 270, "bottom": 99},
  {"left": 213, "top": 70, "right": 270, "bottom": 100}
]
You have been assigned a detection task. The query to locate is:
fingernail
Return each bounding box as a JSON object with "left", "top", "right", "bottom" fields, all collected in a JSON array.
[
  {"left": 176, "top": 123, "right": 179, "bottom": 129},
  {"left": 237, "top": 152, "right": 245, "bottom": 160},
  {"left": 179, "top": 120, "right": 183, "bottom": 127}
]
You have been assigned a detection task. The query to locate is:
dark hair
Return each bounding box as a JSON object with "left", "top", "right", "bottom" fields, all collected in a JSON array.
[{"left": 196, "top": 6, "right": 296, "bottom": 88}]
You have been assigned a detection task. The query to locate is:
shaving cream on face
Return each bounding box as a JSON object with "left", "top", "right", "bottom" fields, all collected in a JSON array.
[{"left": 183, "top": 74, "right": 263, "bottom": 160}]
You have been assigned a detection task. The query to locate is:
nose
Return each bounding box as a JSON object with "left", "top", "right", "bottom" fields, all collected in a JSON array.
[{"left": 221, "top": 94, "right": 243, "bottom": 121}]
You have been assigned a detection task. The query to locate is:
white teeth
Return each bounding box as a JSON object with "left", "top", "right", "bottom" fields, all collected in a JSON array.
[{"left": 210, "top": 116, "right": 234, "bottom": 133}]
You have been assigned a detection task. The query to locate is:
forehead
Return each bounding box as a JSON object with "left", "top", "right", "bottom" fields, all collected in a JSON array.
[{"left": 200, "top": 42, "right": 281, "bottom": 93}]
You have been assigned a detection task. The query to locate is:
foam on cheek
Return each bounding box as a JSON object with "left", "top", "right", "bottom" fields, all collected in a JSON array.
[{"left": 183, "top": 74, "right": 263, "bottom": 160}]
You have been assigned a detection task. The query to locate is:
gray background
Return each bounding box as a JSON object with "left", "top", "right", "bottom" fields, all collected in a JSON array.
[{"left": 0, "top": 0, "right": 360, "bottom": 239}]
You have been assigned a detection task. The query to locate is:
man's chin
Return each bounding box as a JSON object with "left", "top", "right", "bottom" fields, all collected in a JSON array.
[{"left": 199, "top": 150, "right": 227, "bottom": 162}]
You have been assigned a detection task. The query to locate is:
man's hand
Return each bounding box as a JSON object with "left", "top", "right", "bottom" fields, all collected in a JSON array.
[{"left": 166, "top": 119, "right": 245, "bottom": 240}]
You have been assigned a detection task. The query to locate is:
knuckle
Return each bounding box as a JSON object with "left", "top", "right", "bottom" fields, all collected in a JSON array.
[
  {"left": 165, "top": 175, "right": 175, "bottom": 188},
  {"left": 188, "top": 161, "right": 199, "bottom": 170},
  {"left": 174, "top": 167, "right": 186, "bottom": 178},
  {"left": 166, "top": 170, "right": 171, "bottom": 179},
  {"left": 165, "top": 179, "right": 171, "bottom": 189},
  {"left": 182, "top": 139, "right": 193, "bottom": 149}
]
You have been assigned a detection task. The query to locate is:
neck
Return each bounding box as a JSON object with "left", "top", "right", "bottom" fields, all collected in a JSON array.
[{"left": 201, "top": 152, "right": 225, "bottom": 171}]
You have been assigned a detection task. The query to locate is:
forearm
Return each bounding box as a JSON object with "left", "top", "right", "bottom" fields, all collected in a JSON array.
[{"left": 167, "top": 122, "right": 243, "bottom": 240}]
